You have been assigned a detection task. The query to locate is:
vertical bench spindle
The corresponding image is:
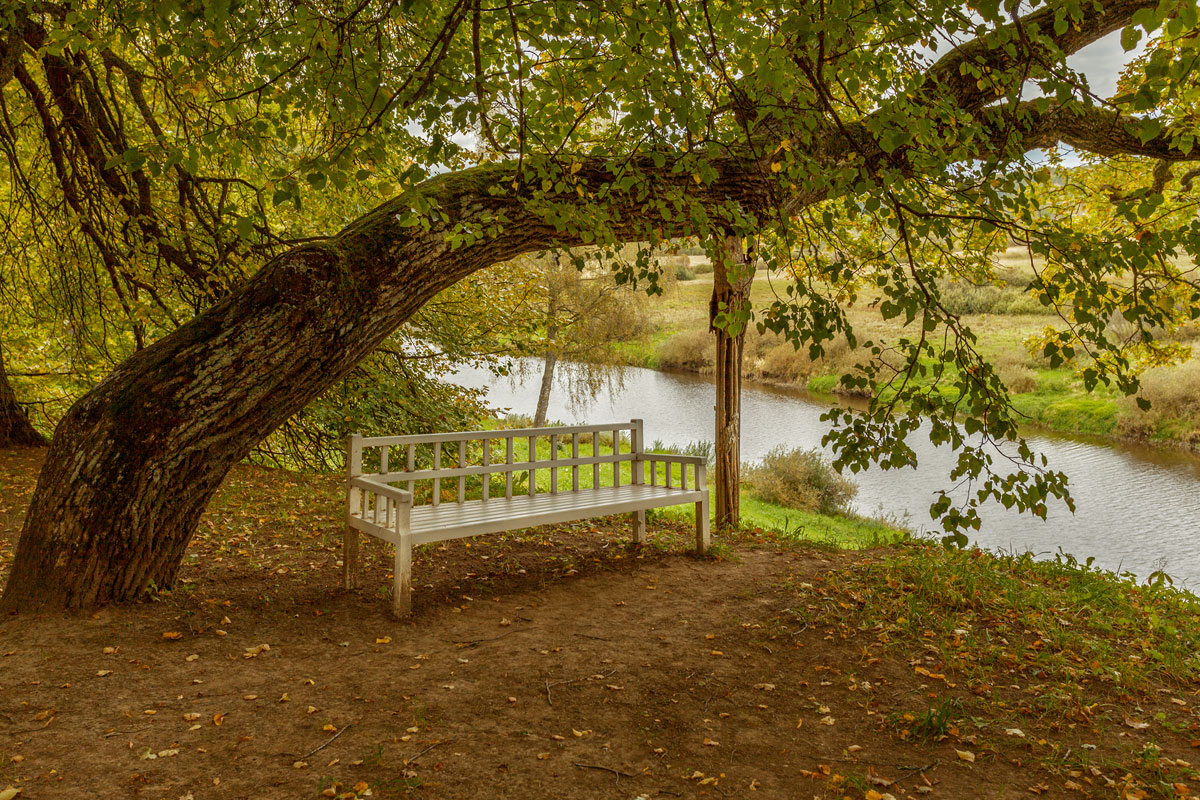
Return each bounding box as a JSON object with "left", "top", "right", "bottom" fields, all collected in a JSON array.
[
  {"left": 572, "top": 434, "right": 580, "bottom": 491},
  {"left": 528, "top": 435, "right": 537, "bottom": 496},
  {"left": 432, "top": 445, "right": 441, "bottom": 506},
  {"left": 550, "top": 434, "right": 559, "bottom": 494},
  {"left": 482, "top": 438, "right": 490, "bottom": 501},
  {"left": 506, "top": 436, "right": 514, "bottom": 499},
  {"left": 458, "top": 440, "right": 466, "bottom": 503}
]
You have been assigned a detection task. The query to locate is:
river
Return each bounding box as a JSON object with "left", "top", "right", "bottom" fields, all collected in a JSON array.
[{"left": 449, "top": 360, "right": 1200, "bottom": 588}]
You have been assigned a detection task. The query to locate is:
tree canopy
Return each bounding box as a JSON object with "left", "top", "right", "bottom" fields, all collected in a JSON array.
[{"left": 2, "top": 0, "right": 1200, "bottom": 608}]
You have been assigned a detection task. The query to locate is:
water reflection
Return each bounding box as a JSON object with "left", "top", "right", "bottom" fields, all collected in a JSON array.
[{"left": 450, "top": 360, "right": 1200, "bottom": 587}]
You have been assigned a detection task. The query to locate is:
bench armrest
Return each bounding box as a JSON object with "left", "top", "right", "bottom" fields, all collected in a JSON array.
[
  {"left": 639, "top": 453, "right": 708, "bottom": 467},
  {"left": 348, "top": 476, "right": 413, "bottom": 505}
]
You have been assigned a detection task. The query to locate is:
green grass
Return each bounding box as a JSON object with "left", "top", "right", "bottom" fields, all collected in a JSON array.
[
  {"left": 807, "top": 542, "right": 1200, "bottom": 697},
  {"left": 470, "top": 418, "right": 906, "bottom": 550}
]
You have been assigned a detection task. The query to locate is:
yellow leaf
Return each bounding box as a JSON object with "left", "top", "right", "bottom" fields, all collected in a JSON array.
[
  {"left": 323, "top": 724, "right": 337, "bottom": 732},
  {"left": 162, "top": 631, "right": 183, "bottom": 640},
  {"left": 213, "top": 713, "right": 225, "bottom": 726},
  {"left": 956, "top": 749, "right": 975, "bottom": 763},
  {"left": 376, "top": 637, "right": 392, "bottom": 644}
]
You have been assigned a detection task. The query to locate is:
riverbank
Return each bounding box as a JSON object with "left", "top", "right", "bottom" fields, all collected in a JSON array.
[
  {"left": 481, "top": 415, "right": 904, "bottom": 548},
  {"left": 613, "top": 269, "right": 1200, "bottom": 450},
  {"left": 3, "top": 445, "right": 1199, "bottom": 799}
]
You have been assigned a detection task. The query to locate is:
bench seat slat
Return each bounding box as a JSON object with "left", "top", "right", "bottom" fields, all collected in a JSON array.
[{"left": 349, "top": 484, "right": 701, "bottom": 545}]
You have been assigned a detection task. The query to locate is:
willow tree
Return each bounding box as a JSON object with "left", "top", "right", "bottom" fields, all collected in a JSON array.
[{"left": 3, "top": 0, "right": 1200, "bottom": 610}]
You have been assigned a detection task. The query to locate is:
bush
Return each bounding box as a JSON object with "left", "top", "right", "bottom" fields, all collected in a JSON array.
[
  {"left": 1118, "top": 359, "right": 1200, "bottom": 441},
  {"left": 675, "top": 263, "right": 697, "bottom": 281},
  {"left": 756, "top": 336, "right": 858, "bottom": 385},
  {"left": 996, "top": 362, "right": 1037, "bottom": 394},
  {"left": 657, "top": 330, "right": 714, "bottom": 371},
  {"left": 938, "top": 282, "right": 1047, "bottom": 315},
  {"left": 744, "top": 445, "right": 857, "bottom": 515}
]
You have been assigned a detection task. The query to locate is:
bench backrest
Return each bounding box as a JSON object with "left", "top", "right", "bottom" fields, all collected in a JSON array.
[{"left": 349, "top": 420, "right": 646, "bottom": 507}]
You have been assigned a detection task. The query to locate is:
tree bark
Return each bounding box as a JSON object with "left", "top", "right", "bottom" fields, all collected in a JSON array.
[
  {"left": 534, "top": 323, "right": 559, "bottom": 428},
  {"left": 710, "top": 235, "right": 754, "bottom": 530},
  {"left": 0, "top": 341, "right": 45, "bottom": 447}
]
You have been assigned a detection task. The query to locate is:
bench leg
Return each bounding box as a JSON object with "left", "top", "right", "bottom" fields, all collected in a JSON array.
[
  {"left": 631, "top": 510, "right": 647, "bottom": 544},
  {"left": 392, "top": 534, "right": 413, "bottom": 618},
  {"left": 695, "top": 496, "right": 710, "bottom": 554},
  {"left": 343, "top": 524, "right": 359, "bottom": 590}
]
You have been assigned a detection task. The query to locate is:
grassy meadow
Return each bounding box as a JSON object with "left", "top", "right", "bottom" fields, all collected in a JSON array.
[{"left": 615, "top": 249, "right": 1200, "bottom": 447}]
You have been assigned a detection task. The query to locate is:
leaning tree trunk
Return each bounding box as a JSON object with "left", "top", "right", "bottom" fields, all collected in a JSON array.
[
  {"left": 0, "top": 341, "right": 45, "bottom": 447},
  {"left": 710, "top": 235, "right": 754, "bottom": 530},
  {"left": 0, "top": 161, "right": 776, "bottom": 612},
  {"left": 533, "top": 348, "right": 558, "bottom": 428}
]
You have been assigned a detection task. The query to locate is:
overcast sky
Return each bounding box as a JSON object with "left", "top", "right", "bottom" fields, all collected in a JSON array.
[{"left": 1066, "top": 28, "right": 1142, "bottom": 99}]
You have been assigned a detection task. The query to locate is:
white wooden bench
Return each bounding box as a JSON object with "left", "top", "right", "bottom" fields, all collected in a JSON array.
[{"left": 343, "top": 419, "right": 710, "bottom": 616}]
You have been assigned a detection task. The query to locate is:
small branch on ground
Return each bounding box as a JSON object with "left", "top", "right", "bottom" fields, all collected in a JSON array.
[
  {"left": 405, "top": 739, "right": 449, "bottom": 765},
  {"left": 572, "top": 761, "right": 634, "bottom": 780},
  {"left": 299, "top": 723, "right": 352, "bottom": 759}
]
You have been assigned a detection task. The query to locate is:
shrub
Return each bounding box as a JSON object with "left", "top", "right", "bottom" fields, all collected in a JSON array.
[
  {"left": 1118, "top": 359, "right": 1200, "bottom": 441},
  {"left": 996, "top": 362, "right": 1037, "bottom": 394},
  {"left": 938, "top": 281, "right": 1047, "bottom": 315},
  {"left": 675, "top": 263, "right": 697, "bottom": 281},
  {"left": 657, "top": 330, "right": 714, "bottom": 371},
  {"left": 744, "top": 445, "right": 857, "bottom": 515},
  {"left": 756, "top": 336, "right": 858, "bottom": 385}
]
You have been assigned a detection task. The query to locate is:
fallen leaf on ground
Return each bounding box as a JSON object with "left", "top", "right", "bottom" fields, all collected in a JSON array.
[
  {"left": 162, "top": 632, "right": 183, "bottom": 640},
  {"left": 956, "top": 749, "right": 976, "bottom": 763},
  {"left": 243, "top": 644, "right": 270, "bottom": 658}
]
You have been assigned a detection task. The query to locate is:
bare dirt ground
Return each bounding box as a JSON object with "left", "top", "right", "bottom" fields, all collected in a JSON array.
[{"left": 2, "top": 446, "right": 1197, "bottom": 799}]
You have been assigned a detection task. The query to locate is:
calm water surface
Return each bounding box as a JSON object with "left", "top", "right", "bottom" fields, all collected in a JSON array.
[{"left": 450, "top": 361, "right": 1200, "bottom": 587}]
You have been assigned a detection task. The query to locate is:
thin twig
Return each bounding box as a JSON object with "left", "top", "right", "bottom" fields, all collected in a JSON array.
[
  {"left": 544, "top": 668, "right": 617, "bottom": 706},
  {"left": 453, "top": 631, "right": 514, "bottom": 647},
  {"left": 300, "top": 723, "right": 352, "bottom": 759},
  {"left": 405, "top": 739, "right": 449, "bottom": 765},
  {"left": 573, "top": 761, "right": 634, "bottom": 779}
]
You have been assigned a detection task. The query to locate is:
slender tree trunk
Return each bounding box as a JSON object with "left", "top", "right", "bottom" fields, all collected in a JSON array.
[
  {"left": 0, "top": 341, "right": 45, "bottom": 447},
  {"left": 710, "top": 235, "right": 754, "bottom": 530},
  {"left": 533, "top": 326, "right": 559, "bottom": 428}
]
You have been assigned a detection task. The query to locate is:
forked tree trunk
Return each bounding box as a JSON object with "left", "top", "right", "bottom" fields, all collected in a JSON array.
[
  {"left": 0, "top": 341, "right": 45, "bottom": 447},
  {"left": 0, "top": 162, "right": 776, "bottom": 612},
  {"left": 710, "top": 235, "right": 754, "bottom": 530}
]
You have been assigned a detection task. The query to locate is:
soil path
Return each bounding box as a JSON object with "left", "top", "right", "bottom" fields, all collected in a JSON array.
[{"left": 2, "top": 447, "right": 1193, "bottom": 799}]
